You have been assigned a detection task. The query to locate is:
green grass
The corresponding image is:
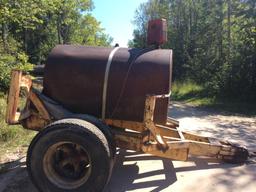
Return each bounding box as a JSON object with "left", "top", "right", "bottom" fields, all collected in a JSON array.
[
  {"left": 171, "top": 81, "right": 256, "bottom": 116},
  {"left": 0, "top": 94, "right": 35, "bottom": 162},
  {"left": 171, "top": 81, "right": 214, "bottom": 105}
]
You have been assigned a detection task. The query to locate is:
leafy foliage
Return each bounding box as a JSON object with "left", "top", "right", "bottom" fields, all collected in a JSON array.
[
  {"left": 0, "top": 0, "right": 113, "bottom": 91},
  {"left": 130, "top": 0, "right": 256, "bottom": 102}
]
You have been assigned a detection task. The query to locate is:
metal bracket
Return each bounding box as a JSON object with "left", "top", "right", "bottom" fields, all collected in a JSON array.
[
  {"left": 143, "top": 92, "right": 172, "bottom": 149},
  {"left": 6, "top": 70, "right": 32, "bottom": 124}
]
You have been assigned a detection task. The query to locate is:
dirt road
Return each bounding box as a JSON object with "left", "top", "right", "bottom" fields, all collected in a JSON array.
[{"left": 0, "top": 102, "right": 255, "bottom": 192}]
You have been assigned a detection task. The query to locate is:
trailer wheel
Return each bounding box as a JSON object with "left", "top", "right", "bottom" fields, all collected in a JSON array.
[
  {"left": 65, "top": 114, "right": 116, "bottom": 159},
  {"left": 27, "top": 118, "right": 112, "bottom": 192}
]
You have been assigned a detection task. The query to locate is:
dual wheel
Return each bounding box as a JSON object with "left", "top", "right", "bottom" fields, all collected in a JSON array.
[{"left": 27, "top": 118, "right": 115, "bottom": 192}]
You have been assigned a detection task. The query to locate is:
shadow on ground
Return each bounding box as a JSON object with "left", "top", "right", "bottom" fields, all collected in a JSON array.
[
  {"left": 0, "top": 158, "right": 36, "bottom": 192},
  {"left": 1, "top": 149, "right": 255, "bottom": 192},
  {"left": 106, "top": 149, "right": 177, "bottom": 192},
  {"left": 0, "top": 103, "right": 255, "bottom": 192},
  {"left": 106, "top": 150, "right": 255, "bottom": 192}
]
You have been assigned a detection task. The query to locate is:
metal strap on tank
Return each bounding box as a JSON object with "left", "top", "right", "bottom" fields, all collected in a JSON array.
[{"left": 102, "top": 47, "right": 120, "bottom": 119}]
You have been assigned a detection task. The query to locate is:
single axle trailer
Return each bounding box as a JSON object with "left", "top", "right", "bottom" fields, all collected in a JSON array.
[
  {"left": 5, "top": 69, "right": 249, "bottom": 192},
  {"left": 5, "top": 19, "right": 251, "bottom": 192}
]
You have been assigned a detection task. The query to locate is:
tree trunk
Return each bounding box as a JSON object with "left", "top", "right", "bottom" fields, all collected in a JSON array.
[
  {"left": 227, "top": 0, "right": 231, "bottom": 65},
  {"left": 217, "top": 0, "right": 224, "bottom": 60},
  {"left": 57, "top": 16, "right": 62, "bottom": 44},
  {"left": 227, "top": 0, "right": 233, "bottom": 89},
  {"left": 1, "top": 23, "right": 9, "bottom": 53},
  {"left": 24, "top": 28, "right": 28, "bottom": 53}
]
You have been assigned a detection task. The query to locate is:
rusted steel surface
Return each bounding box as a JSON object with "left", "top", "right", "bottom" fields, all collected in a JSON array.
[
  {"left": 147, "top": 18, "right": 168, "bottom": 46},
  {"left": 112, "top": 128, "right": 143, "bottom": 152},
  {"left": 28, "top": 91, "right": 51, "bottom": 121},
  {"left": 6, "top": 70, "right": 249, "bottom": 164},
  {"left": 43, "top": 45, "right": 172, "bottom": 124},
  {"left": 5, "top": 71, "right": 32, "bottom": 124},
  {"left": 104, "top": 119, "right": 145, "bottom": 132}
]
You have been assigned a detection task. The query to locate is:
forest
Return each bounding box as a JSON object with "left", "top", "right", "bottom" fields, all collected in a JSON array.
[
  {"left": 0, "top": 0, "right": 255, "bottom": 102},
  {"left": 129, "top": 0, "right": 256, "bottom": 103},
  {"left": 0, "top": 0, "right": 112, "bottom": 90}
]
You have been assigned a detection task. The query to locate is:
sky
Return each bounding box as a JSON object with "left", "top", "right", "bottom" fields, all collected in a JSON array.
[{"left": 92, "top": 0, "right": 148, "bottom": 47}]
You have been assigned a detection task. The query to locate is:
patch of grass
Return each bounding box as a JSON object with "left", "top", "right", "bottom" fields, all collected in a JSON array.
[
  {"left": 171, "top": 81, "right": 256, "bottom": 116},
  {"left": 171, "top": 81, "right": 214, "bottom": 105},
  {"left": 0, "top": 94, "right": 35, "bottom": 162}
]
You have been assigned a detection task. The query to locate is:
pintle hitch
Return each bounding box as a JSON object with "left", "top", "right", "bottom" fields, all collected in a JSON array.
[
  {"left": 246, "top": 151, "right": 256, "bottom": 164},
  {"left": 217, "top": 141, "right": 249, "bottom": 164}
]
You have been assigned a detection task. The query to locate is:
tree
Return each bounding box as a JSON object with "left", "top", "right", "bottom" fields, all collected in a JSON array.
[
  {"left": 130, "top": 0, "right": 256, "bottom": 101},
  {"left": 0, "top": 0, "right": 113, "bottom": 91}
]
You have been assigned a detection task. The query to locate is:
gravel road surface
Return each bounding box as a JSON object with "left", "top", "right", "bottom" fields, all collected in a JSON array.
[{"left": 0, "top": 102, "right": 255, "bottom": 192}]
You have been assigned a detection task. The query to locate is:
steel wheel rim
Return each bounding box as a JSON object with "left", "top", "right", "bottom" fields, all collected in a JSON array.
[{"left": 43, "top": 141, "right": 92, "bottom": 189}]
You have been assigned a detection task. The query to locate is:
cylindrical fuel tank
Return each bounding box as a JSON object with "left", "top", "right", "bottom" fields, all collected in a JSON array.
[{"left": 43, "top": 45, "right": 173, "bottom": 124}]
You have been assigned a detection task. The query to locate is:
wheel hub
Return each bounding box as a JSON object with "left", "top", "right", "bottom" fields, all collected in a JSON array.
[{"left": 43, "top": 142, "right": 92, "bottom": 189}]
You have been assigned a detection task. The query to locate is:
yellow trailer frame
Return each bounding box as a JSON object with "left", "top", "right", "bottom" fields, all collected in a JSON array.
[{"left": 6, "top": 70, "right": 249, "bottom": 164}]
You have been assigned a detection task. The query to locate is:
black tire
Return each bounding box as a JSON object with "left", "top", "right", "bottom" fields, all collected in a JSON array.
[
  {"left": 64, "top": 114, "right": 116, "bottom": 159},
  {"left": 63, "top": 114, "right": 116, "bottom": 183},
  {"left": 27, "top": 118, "right": 112, "bottom": 192}
]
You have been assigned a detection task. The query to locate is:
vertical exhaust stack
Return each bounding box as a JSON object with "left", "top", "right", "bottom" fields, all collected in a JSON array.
[{"left": 147, "top": 18, "right": 168, "bottom": 47}]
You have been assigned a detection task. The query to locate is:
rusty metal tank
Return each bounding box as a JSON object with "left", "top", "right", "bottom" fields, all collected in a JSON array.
[{"left": 43, "top": 45, "right": 173, "bottom": 124}]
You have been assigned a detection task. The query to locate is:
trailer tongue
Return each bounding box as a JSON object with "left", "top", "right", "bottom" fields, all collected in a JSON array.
[{"left": 5, "top": 19, "right": 250, "bottom": 192}]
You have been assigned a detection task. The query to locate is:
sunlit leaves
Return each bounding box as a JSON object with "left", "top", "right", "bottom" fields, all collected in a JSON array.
[
  {"left": 131, "top": 0, "right": 256, "bottom": 100},
  {"left": 0, "top": 0, "right": 112, "bottom": 91}
]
